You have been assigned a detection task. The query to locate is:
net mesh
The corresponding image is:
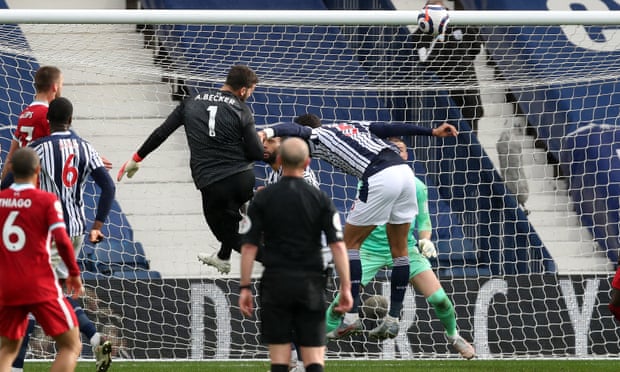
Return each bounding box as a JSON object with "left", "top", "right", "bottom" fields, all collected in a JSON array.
[{"left": 0, "top": 19, "right": 618, "bottom": 360}]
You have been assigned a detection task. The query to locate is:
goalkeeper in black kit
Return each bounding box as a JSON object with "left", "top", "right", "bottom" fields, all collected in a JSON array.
[{"left": 117, "top": 65, "right": 264, "bottom": 274}]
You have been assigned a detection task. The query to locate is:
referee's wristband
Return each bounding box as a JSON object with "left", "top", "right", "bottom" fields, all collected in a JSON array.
[{"left": 239, "top": 284, "right": 252, "bottom": 291}]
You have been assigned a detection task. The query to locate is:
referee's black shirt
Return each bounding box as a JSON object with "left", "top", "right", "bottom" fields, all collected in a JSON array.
[{"left": 242, "top": 176, "right": 343, "bottom": 273}]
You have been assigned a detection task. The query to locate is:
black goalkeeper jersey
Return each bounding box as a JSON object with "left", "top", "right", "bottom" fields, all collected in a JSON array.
[
  {"left": 242, "top": 176, "right": 343, "bottom": 273},
  {"left": 136, "top": 89, "right": 263, "bottom": 189}
]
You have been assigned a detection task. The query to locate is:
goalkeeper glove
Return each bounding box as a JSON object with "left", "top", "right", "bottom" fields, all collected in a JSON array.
[
  {"left": 418, "top": 238, "right": 437, "bottom": 258},
  {"left": 117, "top": 153, "right": 142, "bottom": 181}
]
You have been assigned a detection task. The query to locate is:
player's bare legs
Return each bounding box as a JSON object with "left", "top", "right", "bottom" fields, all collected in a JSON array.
[
  {"left": 0, "top": 337, "right": 22, "bottom": 372},
  {"left": 299, "top": 346, "right": 326, "bottom": 371},
  {"left": 269, "top": 343, "right": 292, "bottom": 371},
  {"left": 385, "top": 222, "right": 410, "bottom": 257},
  {"left": 50, "top": 327, "right": 81, "bottom": 372},
  {"left": 410, "top": 270, "right": 441, "bottom": 297}
]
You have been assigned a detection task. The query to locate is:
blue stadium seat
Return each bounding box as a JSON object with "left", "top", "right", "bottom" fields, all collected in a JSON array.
[
  {"left": 86, "top": 240, "right": 151, "bottom": 275},
  {"left": 111, "top": 268, "right": 162, "bottom": 280},
  {"left": 80, "top": 271, "right": 109, "bottom": 281}
]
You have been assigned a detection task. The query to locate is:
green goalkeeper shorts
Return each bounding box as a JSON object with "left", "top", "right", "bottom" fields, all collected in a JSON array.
[{"left": 360, "top": 247, "right": 432, "bottom": 285}]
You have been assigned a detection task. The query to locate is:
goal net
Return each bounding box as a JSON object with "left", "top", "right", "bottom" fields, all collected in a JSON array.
[{"left": 1, "top": 8, "right": 619, "bottom": 360}]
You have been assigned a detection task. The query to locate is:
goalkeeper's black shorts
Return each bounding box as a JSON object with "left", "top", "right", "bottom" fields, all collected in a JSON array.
[{"left": 259, "top": 270, "right": 327, "bottom": 346}]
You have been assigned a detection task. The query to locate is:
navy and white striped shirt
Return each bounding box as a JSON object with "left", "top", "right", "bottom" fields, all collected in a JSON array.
[
  {"left": 311, "top": 121, "right": 395, "bottom": 178},
  {"left": 31, "top": 131, "right": 114, "bottom": 237},
  {"left": 265, "top": 165, "right": 319, "bottom": 188},
  {"left": 271, "top": 121, "right": 433, "bottom": 179}
]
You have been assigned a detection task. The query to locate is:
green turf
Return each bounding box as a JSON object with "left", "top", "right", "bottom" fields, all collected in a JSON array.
[{"left": 23, "top": 359, "right": 620, "bottom": 372}]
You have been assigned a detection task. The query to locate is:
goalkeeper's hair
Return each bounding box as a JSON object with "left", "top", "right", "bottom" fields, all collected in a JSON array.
[
  {"left": 294, "top": 113, "right": 322, "bottom": 128},
  {"left": 225, "top": 64, "right": 259, "bottom": 90}
]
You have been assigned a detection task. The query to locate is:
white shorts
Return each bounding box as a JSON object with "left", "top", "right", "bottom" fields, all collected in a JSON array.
[
  {"left": 346, "top": 164, "right": 417, "bottom": 226},
  {"left": 51, "top": 235, "right": 84, "bottom": 279}
]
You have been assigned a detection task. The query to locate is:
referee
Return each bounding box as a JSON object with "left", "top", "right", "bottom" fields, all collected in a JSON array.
[{"left": 239, "top": 137, "right": 352, "bottom": 372}]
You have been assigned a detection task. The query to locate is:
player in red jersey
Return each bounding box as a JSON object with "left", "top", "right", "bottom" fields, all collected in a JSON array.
[
  {"left": 1, "top": 66, "right": 63, "bottom": 182},
  {"left": 610, "top": 267, "right": 620, "bottom": 321},
  {"left": 0, "top": 147, "right": 83, "bottom": 372},
  {"left": 0, "top": 73, "right": 113, "bottom": 372}
]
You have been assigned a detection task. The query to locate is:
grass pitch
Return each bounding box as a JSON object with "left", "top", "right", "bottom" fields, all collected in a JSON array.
[{"left": 24, "top": 359, "right": 620, "bottom": 371}]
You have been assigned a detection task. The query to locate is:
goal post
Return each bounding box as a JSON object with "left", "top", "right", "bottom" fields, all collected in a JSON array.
[
  {"left": 0, "top": 9, "right": 619, "bottom": 25},
  {"left": 1, "top": 8, "right": 619, "bottom": 360}
]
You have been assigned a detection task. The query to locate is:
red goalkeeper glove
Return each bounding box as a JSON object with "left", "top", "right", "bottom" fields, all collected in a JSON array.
[{"left": 117, "top": 153, "right": 142, "bottom": 181}]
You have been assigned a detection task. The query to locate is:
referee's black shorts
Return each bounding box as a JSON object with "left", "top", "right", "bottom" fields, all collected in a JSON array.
[{"left": 259, "top": 270, "right": 327, "bottom": 346}]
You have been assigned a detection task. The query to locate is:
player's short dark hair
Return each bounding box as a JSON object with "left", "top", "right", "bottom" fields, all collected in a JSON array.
[
  {"left": 47, "top": 97, "right": 73, "bottom": 126},
  {"left": 225, "top": 65, "right": 259, "bottom": 90},
  {"left": 387, "top": 136, "right": 405, "bottom": 145},
  {"left": 280, "top": 138, "right": 309, "bottom": 169},
  {"left": 11, "top": 147, "right": 39, "bottom": 179},
  {"left": 34, "top": 66, "right": 62, "bottom": 93},
  {"left": 294, "top": 113, "right": 322, "bottom": 128}
]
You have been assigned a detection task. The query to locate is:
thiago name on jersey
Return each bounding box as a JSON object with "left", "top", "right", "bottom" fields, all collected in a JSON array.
[{"left": 0, "top": 197, "right": 32, "bottom": 208}]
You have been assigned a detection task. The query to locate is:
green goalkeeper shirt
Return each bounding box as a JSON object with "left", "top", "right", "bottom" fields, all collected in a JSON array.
[{"left": 360, "top": 176, "right": 431, "bottom": 256}]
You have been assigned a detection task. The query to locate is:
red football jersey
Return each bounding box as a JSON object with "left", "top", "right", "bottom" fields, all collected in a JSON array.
[
  {"left": 0, "top": 184, "right": 70, "bottom": 305},
  {"left": 13, "top": 101, "right": 50, "bottom": 147}
]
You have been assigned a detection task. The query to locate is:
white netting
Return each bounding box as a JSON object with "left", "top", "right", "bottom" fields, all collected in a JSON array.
[{"left": 0, "top": 12, "right": 619, "bottom": 360}]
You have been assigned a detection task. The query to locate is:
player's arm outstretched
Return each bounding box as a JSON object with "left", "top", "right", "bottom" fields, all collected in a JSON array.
[
  {"left": 368, "top": 121, "right": 458, "bottom": 138},
  {"left": 117, "top": 104, "right": 185, "bottom": 181}
]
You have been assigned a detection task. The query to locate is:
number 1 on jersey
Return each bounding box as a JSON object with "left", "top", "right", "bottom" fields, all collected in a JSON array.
[{"left": 207, "top": 106, "right": 218, "bottom": 137}]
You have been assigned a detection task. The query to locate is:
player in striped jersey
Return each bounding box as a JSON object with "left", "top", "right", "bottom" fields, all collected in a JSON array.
[
  {"left": 1, "top": 66, "right": 63, "bottom": 183},
  {"left": 263, "top": 136, "right": 319, "bottom": 188},
  {"left": 260, "top": 114, "right": 458, "bottom": 339},
  {"left": 325, "top": 137, "right": 475, "bottom": 358},
  {"left": 29, "top": 97, "right": 116, "bottom": 372}
]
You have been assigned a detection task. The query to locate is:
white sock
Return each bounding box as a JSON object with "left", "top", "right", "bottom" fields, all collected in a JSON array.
[
  {"left": 90, "top": 332, "right": 102, "bottom": 347},
  {"left": 11, "top": 368, "right": 24, "bottom": 372},
  {"left": 343, "top": 312, "right": 359, "bottom": 323}
]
